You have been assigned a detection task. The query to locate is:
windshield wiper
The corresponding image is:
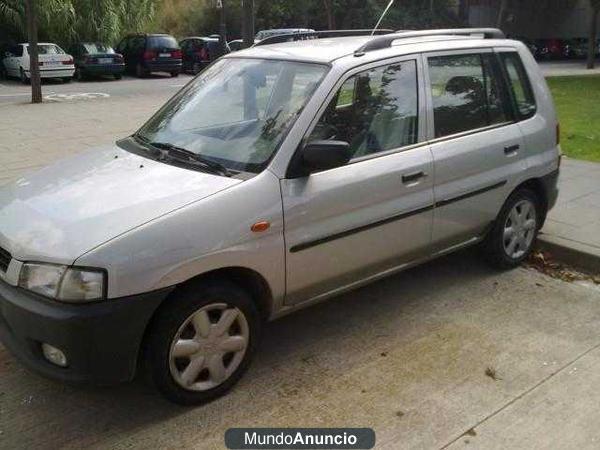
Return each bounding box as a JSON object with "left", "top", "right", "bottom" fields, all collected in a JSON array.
[{"left": 148, "top": 141, "right": 232, "bottom": 177}]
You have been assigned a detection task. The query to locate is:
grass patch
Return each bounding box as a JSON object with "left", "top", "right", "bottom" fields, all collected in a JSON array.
[{"left": 546, "top": 75, "right": 600, "bottom": 162}]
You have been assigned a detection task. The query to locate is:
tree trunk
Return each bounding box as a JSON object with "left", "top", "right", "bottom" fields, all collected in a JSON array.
[
  {"left": 242, "top": 0, "right": 254, "bottom": 49},
  {"left": 496, "top": 0, "right": 508, "bottom": 29},
  {"left": 25, "top": 0, "right": 42, "bottom": 103},
  {"left": 323, "top": 0, "right": 336, "bottom": 30},
  {"left": 587, "top": 6, "right": 599, "bottom": 69}
]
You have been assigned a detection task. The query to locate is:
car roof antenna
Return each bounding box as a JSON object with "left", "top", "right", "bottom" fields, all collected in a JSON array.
[{"left": 371, "top": 0, "right": 396, "bottom": 36}]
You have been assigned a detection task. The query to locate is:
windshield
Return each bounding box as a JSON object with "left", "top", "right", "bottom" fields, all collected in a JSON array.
[
  {"left": 83, "top": 43, "right": 114, "bottom": 54},
  {"left": 135, "top": 58, "right": 327, "bottom": 173},
  {"left": 27, "top": 44, "right": 64, "bottom": 54}
]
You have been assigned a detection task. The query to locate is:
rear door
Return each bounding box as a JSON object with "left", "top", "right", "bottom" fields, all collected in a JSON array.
[
  {"left": 423, "top": 50, "right": 526, "bottom": 254},
  {"left": 281, "top": 57, "right": 434, "bottom": 304}
]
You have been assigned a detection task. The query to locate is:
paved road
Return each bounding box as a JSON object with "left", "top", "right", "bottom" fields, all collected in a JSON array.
[
  {"left": 0, "top": 251, "right": 599, "bottom": 449},
  {"left": 0, "top": 72, "right": 194, "bottom": 104}
]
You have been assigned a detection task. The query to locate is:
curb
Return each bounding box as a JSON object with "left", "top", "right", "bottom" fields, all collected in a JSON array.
[{"left": 537, "top": 233, "right": 600, "bottom": 274}]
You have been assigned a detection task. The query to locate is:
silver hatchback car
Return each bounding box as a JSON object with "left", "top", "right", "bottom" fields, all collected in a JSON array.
[{"left": 0, "top": 29, "right": 560, "bottom": 404}]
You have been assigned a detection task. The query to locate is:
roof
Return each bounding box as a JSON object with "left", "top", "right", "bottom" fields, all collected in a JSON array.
[{"left": 224, "top": 34, "right": 516, "bottom": 65}]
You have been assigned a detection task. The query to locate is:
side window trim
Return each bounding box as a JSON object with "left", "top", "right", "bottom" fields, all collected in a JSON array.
[
  {"left": 422, "top": 48, "right": 516, "bottom": 141},
  {"left": 297, "top": 55, "right": 427, "bottom": 166}
]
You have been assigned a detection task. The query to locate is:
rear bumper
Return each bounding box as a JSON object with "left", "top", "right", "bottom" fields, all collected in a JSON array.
[
  {"left": 81, "top": 64, "right": 125, "bottom": 75},
  {"left": 0, "top": 279, "right": 173, "bottom": 385},
  {"left": 541, "top": 168, "right": 560, "bottom": 212},
  {"left": 144, "top": 61, "right": 182, "bottom": 73},
  {"left": 26, "top": 68, "right": 75, "bottom": 78}
]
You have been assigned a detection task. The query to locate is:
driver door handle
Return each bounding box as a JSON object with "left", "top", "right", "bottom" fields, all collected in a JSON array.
[{"left": 402, "top": 171, "right": 428, "bottom": 185}]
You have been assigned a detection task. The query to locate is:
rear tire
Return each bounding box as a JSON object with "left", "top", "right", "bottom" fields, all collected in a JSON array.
[
  {"left": 114, "top": 73, "right": 122, "bottom": 80},
  {"left": 170, "top": 71, "right": 179, "bottom": 78},
  {"left": 136, "top": 63, "right": 147, "bottom": 78},
  {"left": 145, "top": 279, "right": 260, "bottom": 405},
  {"left": 483, "top": 188, "right": 540, "bottom": 269},
  {"left": 74, "top": 68, "right": 84, "bottom": 81},
  {"left": 62, "top": 77, "right": 72, "bottom": 83}
]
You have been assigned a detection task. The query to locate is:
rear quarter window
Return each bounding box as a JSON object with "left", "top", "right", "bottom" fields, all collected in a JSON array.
[{"left": 500, "top": 52, "right": 536, "bottom": 120}]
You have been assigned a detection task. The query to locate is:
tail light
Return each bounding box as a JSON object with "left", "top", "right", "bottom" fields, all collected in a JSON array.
[
  {"left": 62, "top": 57, "right": 73, "bottom": 65},
  {"left": 143, "top": 50, "right": 156, "bottom": 60},
  {"left": 172, "top": 49, "right": 182, "bottom": 59},
  {"left": 197, "top": 47, "right": 208, "bottom": 60}
]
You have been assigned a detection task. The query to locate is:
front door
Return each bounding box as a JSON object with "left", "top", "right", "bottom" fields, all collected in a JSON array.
[{"left": 281, "top": 57, "right": 434, "bottom": 304}]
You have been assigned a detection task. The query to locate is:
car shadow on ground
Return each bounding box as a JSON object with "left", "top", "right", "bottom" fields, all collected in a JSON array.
[{"left": 0, "top": 247, "right": 506, "bottom": 446}]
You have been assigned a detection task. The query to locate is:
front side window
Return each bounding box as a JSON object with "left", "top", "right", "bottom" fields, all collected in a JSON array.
[
  {"left": 136, "top": 58, "right": 327, "bottom": 173},
  {"left": 308, "top": 60, "right": 419, "bottom": 159},
  {"left": 428, "top": 53, "right": 509, "bottom": 138},
  {"left": 500, "top": 52, "right": 536, "bottom": 119}
]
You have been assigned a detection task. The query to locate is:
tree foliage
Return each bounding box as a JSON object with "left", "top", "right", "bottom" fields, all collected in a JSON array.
[{"left": 0, "top": 0, "right": 157, "bottom": 47}]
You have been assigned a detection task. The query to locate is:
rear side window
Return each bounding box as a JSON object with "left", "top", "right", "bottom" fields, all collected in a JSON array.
[
  {"left": 428, "top": 53, "right": 509, "bottom": 138},
  {"left": 148, "top": 36, "right": 178, "bottom": 49},
  {"left": 309, "top": 60, "right": 419, "bottom": 158},
  {"left": 500, "top": 52, "right": 536, "bottom": 119}
]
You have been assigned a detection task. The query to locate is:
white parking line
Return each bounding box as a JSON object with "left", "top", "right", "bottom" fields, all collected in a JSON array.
[{"left": 0, "top": 93, "right": 30, "bottom": 97}]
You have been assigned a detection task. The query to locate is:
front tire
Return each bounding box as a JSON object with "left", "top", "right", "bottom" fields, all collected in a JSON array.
[
  {"left": 136, "top": 63, "right": 147, "bottom": 78},
  {"left": 483, "top": 188, "right": 540, "bottom": 269},
  {"left": 145, "top": 280, "right": 260, "bottom": 405}
]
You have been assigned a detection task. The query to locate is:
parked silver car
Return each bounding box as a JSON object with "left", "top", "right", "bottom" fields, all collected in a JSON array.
[{"left": 0, "top": 29, "right": 560, "bottom": 405}]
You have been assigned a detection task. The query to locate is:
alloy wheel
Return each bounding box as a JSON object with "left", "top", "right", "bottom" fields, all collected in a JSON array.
[
  {"left": 503, "top": 199, "right": 537, "bottom": 259},
  {"left": 168, "top": 303, "right": 249, "bottom": 391}
]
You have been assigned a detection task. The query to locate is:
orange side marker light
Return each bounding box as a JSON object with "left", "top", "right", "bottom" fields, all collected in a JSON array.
[{"left": 251, "top": 221, "right": 270, "bottom": 233}]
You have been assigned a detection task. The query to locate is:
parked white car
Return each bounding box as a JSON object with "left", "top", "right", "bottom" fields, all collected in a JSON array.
[{"left": 2, "top": 43, "right": 75, "bottom": 84}]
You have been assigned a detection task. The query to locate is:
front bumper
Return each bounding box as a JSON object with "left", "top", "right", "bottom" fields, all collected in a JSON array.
[{"left": 0, "top": 279, "right": 173, "bottom": 384}]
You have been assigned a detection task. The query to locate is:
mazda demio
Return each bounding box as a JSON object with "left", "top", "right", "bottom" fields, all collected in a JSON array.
[{"left": 0, "top": 29, "right": 560, "bottom": 404}]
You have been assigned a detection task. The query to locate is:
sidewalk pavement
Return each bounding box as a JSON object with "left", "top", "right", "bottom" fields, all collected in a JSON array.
[
  {"left": 538, "top": 158, "right": 600, "bottom": 272},
  {"left": 539, "top": 60, "right": 600, "bottom": 77},
  {"left": 0, "top": 94, "right": 598, "bottom": 273}
]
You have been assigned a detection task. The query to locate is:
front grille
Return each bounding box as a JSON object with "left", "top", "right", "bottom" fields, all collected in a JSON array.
[{"left": 0, "top": 246, "right": 11, "bottom": 273}]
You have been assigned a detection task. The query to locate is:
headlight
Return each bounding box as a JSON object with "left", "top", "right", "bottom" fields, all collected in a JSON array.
[{"left": 18, "top": 263, "right": 106, "bottom": 302}]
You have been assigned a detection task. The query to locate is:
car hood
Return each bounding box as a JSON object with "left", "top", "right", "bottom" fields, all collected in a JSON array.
[{"left": 0, "top": 144, "right": 242, "bottom": 263}]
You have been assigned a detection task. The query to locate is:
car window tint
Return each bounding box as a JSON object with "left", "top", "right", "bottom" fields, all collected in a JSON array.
[
  {"left": 148, "top": 36, "right": 178, "bottom": 49},
  {"left": 309, "top": 60, "right": 419, "bottom": 159},
  {"left": 500, "top": 52, "right": 536, "bottom": 119},
  {"left": 428, "top": 54, "right": 508, "bottom": 138}
]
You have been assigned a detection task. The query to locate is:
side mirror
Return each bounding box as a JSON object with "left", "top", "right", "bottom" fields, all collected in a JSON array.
[{"left": 299, "top": 140, "right": 352, "bottom": 174}]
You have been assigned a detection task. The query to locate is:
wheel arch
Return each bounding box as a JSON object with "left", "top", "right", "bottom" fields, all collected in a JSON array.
[{"left": 511, "top": 177, "right": 549, "bottom": 228}]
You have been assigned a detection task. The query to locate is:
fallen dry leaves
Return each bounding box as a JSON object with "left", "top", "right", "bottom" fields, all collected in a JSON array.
[{"left": 526, "top": 250, "right": 600, "bottom": 284}]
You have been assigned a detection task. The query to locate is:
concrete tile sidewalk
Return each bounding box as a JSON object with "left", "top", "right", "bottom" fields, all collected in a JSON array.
[{"left": 538, "top": 158, "right": 600, "bottom": 271}]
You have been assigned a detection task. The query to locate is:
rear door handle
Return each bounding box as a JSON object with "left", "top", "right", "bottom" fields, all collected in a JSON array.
[
  {"left": 504, "top": 144, "right": 520, "bottom": 155},
  {"left": 402, "top": 171, "right": 427, "bottom": 185}
]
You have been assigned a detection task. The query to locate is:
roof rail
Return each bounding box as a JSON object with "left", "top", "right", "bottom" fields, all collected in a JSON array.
[
  {"left": 253, "top": 29, "right": 394, "bottom": 47},
  {"left": 354, "top": 28, "right": 505, "bottom": 55}
]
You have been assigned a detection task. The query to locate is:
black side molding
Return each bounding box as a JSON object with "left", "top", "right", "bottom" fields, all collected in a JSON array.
[{"left": 289, "top": 180, "right": 507, "bottom": 253}]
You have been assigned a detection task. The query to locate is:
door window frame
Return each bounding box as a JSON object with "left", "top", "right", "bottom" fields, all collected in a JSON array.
[
  {"left": 286, "top": 54, "right": 428, "bottom": 178},
  {"left": 495, "top": 49, "right": 538, "bottom": 121},
  {"left": 421, "top": 48, "right": 516, "bottom": 144}
]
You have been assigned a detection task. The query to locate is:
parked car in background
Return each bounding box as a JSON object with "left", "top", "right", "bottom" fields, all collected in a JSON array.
[
  {"left": 537, "top": 38, "right": 565, "bottom": 59},
  {"left": 228, "top": 39, "right": 244, "bottom": 52},
  {"left": 2, "top": 43, "right": 74, "bottom": 84},
  {"left": 70, "top": 42, "right": 125, "bottom": 80},
  {"left": 180, "top": 36, "right": 229, "bottom": 74},
  {"left": 563, "top": 38, "right": 587, "bottom": 59},
  {"left": 116, "top": 34, "right": 182, "bottom": 78},
  {"left": 254, "top": 28, "right": 315, "bottom": 42},
  {"left": 514, "top": 37, "right": 538, "bottom": 58}
]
